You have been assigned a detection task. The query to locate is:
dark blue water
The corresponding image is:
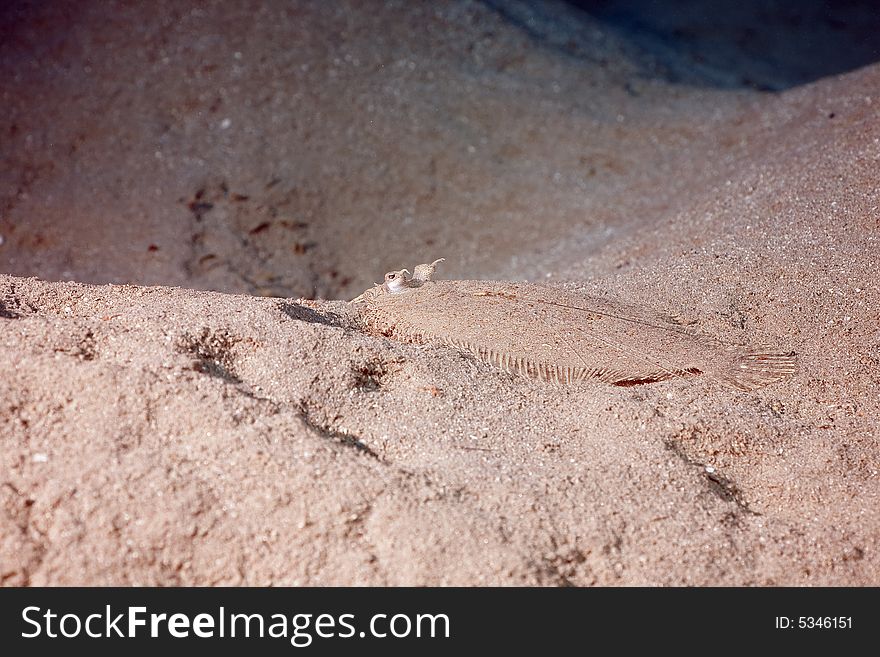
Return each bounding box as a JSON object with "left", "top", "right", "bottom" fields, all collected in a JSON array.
[{"left": 499, "top": 0, "right": 880, "bottom": 90}]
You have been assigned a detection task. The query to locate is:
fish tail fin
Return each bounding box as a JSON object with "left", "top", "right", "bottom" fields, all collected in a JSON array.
[{"left": 712, "top": 347, "right": 798, "bottom": 391}]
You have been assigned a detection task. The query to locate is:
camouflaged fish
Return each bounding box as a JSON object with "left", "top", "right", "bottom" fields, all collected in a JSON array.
[{"left": 351, "top": 259, "right": 797, "bottom": 390}]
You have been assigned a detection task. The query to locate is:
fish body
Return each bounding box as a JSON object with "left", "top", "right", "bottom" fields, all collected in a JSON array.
[{"left": 352, "top": 264, "right": 797, "bottom": 391}]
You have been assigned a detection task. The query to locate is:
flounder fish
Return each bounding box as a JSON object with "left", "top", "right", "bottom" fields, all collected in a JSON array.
[{"left": 351, "top": 259, "right": 797, "bottom": 390}]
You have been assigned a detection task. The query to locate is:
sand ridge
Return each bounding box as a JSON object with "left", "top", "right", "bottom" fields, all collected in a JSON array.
[{"left": 1, "top": 265, "right": 876, "bottom": 585}]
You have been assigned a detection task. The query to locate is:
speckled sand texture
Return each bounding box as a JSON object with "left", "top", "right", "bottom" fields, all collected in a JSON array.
[{"left": 1, "top": 1, "right": 878, "bottom": 585}]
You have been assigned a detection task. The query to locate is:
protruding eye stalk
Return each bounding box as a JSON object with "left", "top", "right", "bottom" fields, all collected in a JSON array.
[
  {"left": 350, "top": 258, "right": 445, "bottom": 302},
  {"left": 383, "top": 268, "right": 412, "bottom": 293}
]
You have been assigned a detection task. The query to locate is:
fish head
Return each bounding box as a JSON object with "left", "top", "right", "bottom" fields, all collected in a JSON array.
[
  {"left": 382, "top": 269, "right": 411, "bottom": 294},
  {"left": 349, "top": 268, "right": 411, "bottom": 303}
]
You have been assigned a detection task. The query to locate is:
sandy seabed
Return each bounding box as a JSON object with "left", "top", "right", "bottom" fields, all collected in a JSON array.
[{"left": 1, "top": 0, "right": 878, "bottom": 585}]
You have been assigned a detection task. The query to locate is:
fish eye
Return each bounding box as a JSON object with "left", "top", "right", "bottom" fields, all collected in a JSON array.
[{"left": 388, "top": 273, "right": 396, "bottom": 279}]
